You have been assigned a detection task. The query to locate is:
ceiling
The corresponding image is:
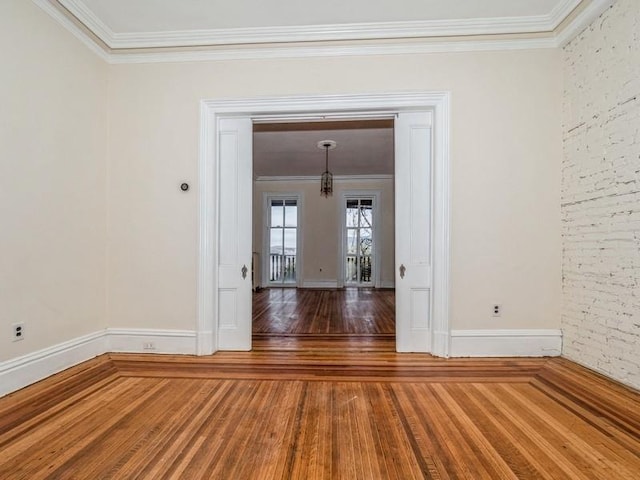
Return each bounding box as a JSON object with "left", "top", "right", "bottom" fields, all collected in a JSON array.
[
  {"left": 36, "top": 0, "right": 613, "bottom": 62},
  {"left": 253, "top": 120, "right": 394, "bottom": 178}
]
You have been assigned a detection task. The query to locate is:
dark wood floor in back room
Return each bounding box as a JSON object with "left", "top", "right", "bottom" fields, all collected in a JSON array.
[
  {"left": 252, "top": 287, "right": 396, "bottom": 351},
  {"left": 1, "top": 288, "right": 639, "bottom": 479}
]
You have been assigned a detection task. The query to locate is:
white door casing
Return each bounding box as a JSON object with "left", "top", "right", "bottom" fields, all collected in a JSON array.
[
  {"left": 198, "top": 92, "right": 451, "bottom": 356},
  {"left": 217, "top": 117, "right": 253, "bottom": 350},
  {"left": 394, "top": 112, "right": 432, "bottom": 352}
]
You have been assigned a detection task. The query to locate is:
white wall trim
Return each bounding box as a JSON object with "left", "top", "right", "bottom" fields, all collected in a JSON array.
[
  {"left": 301, "top": 280, "right": 340, "bottom": 289},
  {"left": 450, "top": 329, "right": 563, "bottom": 357},
  {"left": 37, "top": 0, "right": 614, "bottom": 64},
  {"left": 555, "top": 0, "right": 615, "bottom": 47},
  {"left": 0, "top": 331, "right": 105, "bottom": 398},
  {"left": 107, "top": 38, "right": 558, "bottom": 64},
  {"left": 106, "top": 328, "right": 197, "bottom": 354},
  {"left": 200, "top": 91, "right": 451, "bottom": 356},
  {"left": 197, "top": 101, "right": 217, "bottom": 355},
  {"left": 59, "top": 0, "right": 579, "bottom": 49},
  {"left": 0, "top": 328, "right": 199, "bottom": 397}
]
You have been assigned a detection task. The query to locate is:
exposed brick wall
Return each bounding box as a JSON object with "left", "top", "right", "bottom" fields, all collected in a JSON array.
[{"left": 562, "top": 0, "right": 640, "bottom": 389}]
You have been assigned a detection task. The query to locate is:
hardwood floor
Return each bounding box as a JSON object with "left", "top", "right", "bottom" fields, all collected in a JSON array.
[
  {"left": 252, "top": 288, "right": 395, "bottom": 335},
  {"left": 1, "top": 353, "right": 639, "bottom": 479},
  {"left": 253, "top": 287, "right": 395, "bottom": 351}
]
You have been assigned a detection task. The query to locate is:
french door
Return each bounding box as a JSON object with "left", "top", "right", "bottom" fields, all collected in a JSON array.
[
  {"left": 344, "top": 197, "right": 375, "bottom": 286},
  {"left": 267, "top": 197, "right": 299, "bottom": 286}
]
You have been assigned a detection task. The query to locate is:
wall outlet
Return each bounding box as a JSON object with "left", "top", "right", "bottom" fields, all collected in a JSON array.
[
  {"left": 143, "top": 342, "right": 156, "bottom": 350},
  {"left": 492, "top": 304, "right": 502, "bottom": 317},
  {"left": 12, "top": 323, "right": 25, "bottom": 342}
]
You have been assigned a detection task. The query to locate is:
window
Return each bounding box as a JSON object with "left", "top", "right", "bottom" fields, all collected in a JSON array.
[
  {"left": 268, "top": 198, "right": 298, "bottom": 285},
  {"left": 345, "top": 198, "right": 374, "bottom": 285}
]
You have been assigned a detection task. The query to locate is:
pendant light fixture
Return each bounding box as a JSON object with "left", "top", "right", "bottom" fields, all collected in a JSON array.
[{"left": 318, "top": 140, "right": 336, "bottom": 197}]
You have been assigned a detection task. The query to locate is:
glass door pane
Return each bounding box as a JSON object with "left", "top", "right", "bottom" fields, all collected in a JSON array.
[{"left": 269, "top": 198, "right": 297, "bottom": 285}]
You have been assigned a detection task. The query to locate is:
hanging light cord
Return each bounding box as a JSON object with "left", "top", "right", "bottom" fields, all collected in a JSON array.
[{"left": 324, "top": 144, "right": 329, "bottom": 172}]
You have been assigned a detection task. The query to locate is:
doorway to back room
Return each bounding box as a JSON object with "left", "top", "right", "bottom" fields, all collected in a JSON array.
[{"left": 252, "top": 119, "right": 396, "bottom": 351}]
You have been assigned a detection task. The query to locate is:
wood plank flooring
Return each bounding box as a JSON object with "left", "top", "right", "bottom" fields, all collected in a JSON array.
[
  {"left": 253, "top": 287, "right": 395, "bottom": 351},
  {"left": 252, "top": 288, "right": 395, "bottom": 335},
  {"left": 1, "top": 354, "right": 639, "bottom": 479}
]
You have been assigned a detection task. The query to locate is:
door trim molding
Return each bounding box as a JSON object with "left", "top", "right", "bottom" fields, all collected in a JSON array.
[{"left": 198, "top": 92, "right": 451, "bottom": 356}]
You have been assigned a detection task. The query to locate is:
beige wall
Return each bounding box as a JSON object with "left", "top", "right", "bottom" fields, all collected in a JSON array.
[
  {"left": 0, "top": 1, "right": 108, "bottom": 361},
  {"left": 0, "top": 5, "right": 564, "bottom": 364},
  {"left": 107, "top": 48, "right": 563, "bottom": 331},
  {"left": 253, "top": 179, "right": 395, "bottom": 287}
]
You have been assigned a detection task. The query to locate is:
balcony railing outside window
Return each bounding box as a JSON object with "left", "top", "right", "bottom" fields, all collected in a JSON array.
[{"left": 270, "top": 253, "right": 296, "bottom": 283}]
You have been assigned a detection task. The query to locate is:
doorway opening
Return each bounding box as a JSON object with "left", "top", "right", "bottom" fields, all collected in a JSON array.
[
  {"left": 252, "top": 119, "right": 395, "bottom": 352},
  {"left": 198, "top": 92, "right": 451, "bottom": 357}
]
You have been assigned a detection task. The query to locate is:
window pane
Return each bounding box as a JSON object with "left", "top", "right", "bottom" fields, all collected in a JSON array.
[
  {"left": 346, "top": 229, "right": 358, "bottom": 254},
  {"left": 360, "top": 204, "right": 373, "bottom": 227},
  {"left": 360, "top": 228, "right": 372, "bottom": 255},
  {"left": 271, "top": 204, "right": 283, "bottom": 227},
  {"left": 270, "top": 228, "right": 283, "bottom": 255},
  {"left": 284, "top": 204, "right": 297, "bottom": 227},
  {"left": 284, "top": 228, "right": 297, "bottom": 255},
  {"left": 346, "top": 200, "right": 359, "bottom": 227},
  {"left": 283, "top": 229, "right": 296, "bottom": 283}
]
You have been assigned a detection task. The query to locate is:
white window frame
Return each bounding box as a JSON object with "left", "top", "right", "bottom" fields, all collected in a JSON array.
[
  {"left": 338, "top": 190, "right": 381, "bottom": 288},
  {"left": 262, "top": 192, "right": 303, "bottom": 288}
]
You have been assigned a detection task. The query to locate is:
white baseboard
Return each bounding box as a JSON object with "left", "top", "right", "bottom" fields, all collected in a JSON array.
[
  {"left": 450, "top": 329, "right": 562, "bottom": 357},
  {"left": 106, "top": 328, "right": 197, "bottom": 354},
  {"left": 0, "top": 331, "right": 106, "bottom": 398},
  {"left": 0, "top": 328, "right": 198, "bottom": 398},
  {"left": 380, "top": 281, "right": 395, "bottom": 288},
  {"left": 301, "top": 280, "right": 339, "bottom": 288},
  {"left": 1, "top": 327, "right": 562, "bottom": 398}
]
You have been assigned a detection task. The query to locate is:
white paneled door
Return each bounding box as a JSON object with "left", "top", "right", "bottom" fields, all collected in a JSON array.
[
  {"left": 217, "top": 117, "right": 253, "bottom": 350},
  {"left": 394, "top": 112, "right": 433, "bottom": 352}
]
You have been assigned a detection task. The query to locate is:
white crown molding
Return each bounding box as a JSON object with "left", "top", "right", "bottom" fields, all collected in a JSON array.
[
  {"left": 450, "top": 329, "right": 563, "bottom": 357},
  {"left": 60, "top": 0, "right": 581, "bottom": 49},
  {"left": 36, "top": 0, "right": 613, "bottom": 64},
  {"left": 107, "top": 37, "right": 559, "bottom": 64},
  {"left": 548, "top": 0, "right": 584, "bottom": 29},
  {"left": 555, "top": 0, "right": 615, "bottom": 47}
]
